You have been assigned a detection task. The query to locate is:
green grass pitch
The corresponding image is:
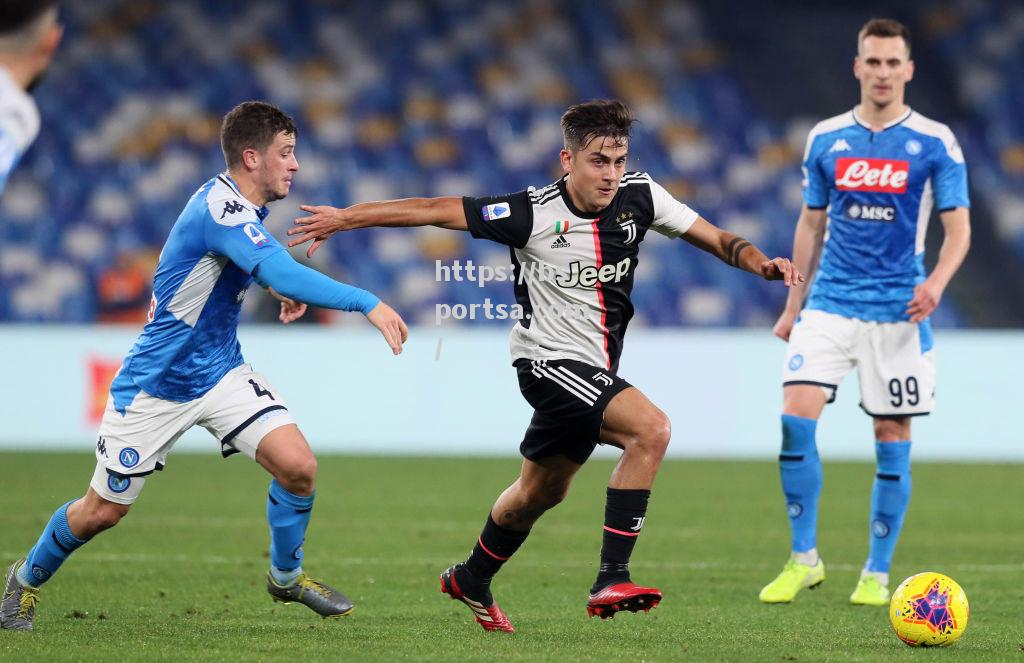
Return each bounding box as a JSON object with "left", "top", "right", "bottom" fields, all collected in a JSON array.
[{"left": 1, "top": 452, "right": 1021, "bottom": 661}]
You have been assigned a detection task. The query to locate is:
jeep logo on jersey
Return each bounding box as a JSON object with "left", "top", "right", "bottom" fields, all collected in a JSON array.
[
  {"left": 482, "top": 202, "right": 511, "bottom": 221},
  {"left": 243, "top": 223, "right": 268, "bottom": 246},
  {"left": 847, "top": 203, "right": 896, "bottom": 221},
  {"left": 556, "top": 257, "right": 631, "bottom": 288},
  {"left": 835, "top": 158, "right": 909, "bottom": 193},
  {"left": 220, "top": 200, "right": 245, "bottom": 218}
]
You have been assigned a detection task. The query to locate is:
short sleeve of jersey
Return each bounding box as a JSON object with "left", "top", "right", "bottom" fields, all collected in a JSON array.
[
  {"left": 203, "top": 204, "right": 285, "bottom": 275},
  {"left": 462, "top": 191, "right": 533, "bottom": 249},
  {"left": 932, "top": 132, "right": 970, "bottom": 211},
  {"left": 647, "top": 178, "right": 699, "bottom": 238},
  {"left": 801, "top": 134, "right": 829, "bottom": 209}
]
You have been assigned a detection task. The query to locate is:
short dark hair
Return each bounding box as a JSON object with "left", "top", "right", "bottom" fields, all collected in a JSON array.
[
  {"left": 220, "top": 101, "right": 297, "bottom": 169},
  {"left": 0, "top": 0, "right": 58, "bottom": 36},
  {"left": 561, "top": 99, "right": 636, "bottom": 152},
  {"left": 858, "top": 18, "right": 912, "bottom": 56}
]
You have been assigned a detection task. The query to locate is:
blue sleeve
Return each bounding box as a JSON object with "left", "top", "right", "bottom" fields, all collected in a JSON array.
[
  {"left": 204, "top": 213, "right": 285, "bottom": 274},
  {"left": 801, "top": 135, "right": 829, "bottom": 209},
  {"left": 932, "top": 140, "right": 970, "bottom": 211},
  {"left": 253, "top": 250, "right": 380, "bottom": 314}
]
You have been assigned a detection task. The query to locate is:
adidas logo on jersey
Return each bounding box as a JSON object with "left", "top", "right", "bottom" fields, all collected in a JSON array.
[
  {"left": 828, "top": 138, "right": 852, "bottom": 152},
  {"left": 551, "top": 235, "right": 571, "bottom": 249}
]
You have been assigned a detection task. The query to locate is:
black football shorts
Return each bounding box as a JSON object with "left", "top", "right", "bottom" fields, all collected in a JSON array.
[{"left": 514, "top": 358, "right": 633, "bottom": 465}]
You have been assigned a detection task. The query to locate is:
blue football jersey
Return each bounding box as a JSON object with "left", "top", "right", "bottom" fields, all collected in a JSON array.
[
  {"left": 801, "top": 108, "right": 969, "bottom": 322},
  {"left": 0, "top": 67, "right": 41, "bottom": 196},
  {"left": 110, "top": 174, "right": 285, "bottom": 412}
]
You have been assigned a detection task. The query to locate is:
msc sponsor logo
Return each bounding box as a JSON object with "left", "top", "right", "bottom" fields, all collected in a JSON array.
[
  {"left": 835, "top": 158, "right": 909, "bottom": 193},
  {"left": 555, "top": 257, "right": 631, "bottom": 288},
  {"left": 847, "top": 203, "right": 896, "bottom": 221}
]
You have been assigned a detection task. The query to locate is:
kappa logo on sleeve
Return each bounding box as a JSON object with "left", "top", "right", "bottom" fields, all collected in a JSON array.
[
  {"left": 243, "top": 223, "right": 268, "bottom": 246},
  {"left": 221, "top": 200, "right": 246, "bottom": 218},
  {"left": 482, "top": 202, "right": 511, "bottom": 221}
]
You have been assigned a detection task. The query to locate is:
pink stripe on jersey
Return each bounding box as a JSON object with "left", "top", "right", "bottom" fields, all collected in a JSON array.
[{"left": 590, "top": 219, "right": 610, "bottom": 369}]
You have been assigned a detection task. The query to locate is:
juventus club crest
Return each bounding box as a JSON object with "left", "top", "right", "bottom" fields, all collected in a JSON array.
[{"left": 617, "top": 211, "right": 637, "bottom": 244}]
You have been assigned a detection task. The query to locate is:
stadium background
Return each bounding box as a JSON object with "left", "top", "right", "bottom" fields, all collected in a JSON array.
[
  {"left": 3, "top": 2, "right": 1024, "bottom": 660},
  {"left": 1, "top": 0, "right": 1021, "bottom": 460}
]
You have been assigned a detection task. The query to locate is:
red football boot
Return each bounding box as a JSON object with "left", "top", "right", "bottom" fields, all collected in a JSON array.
[
  {"left": 440, "top": 564, "right": 515, "bottom": 633},
  {"left": 586, "top": 581, "right": 663, "bottom": 619}
]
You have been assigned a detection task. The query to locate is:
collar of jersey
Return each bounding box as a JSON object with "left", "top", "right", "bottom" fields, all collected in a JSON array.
[
  {"left": 218, "top": 173, "right": 270, "bottom": 220},
  {"left": 557, "top": 175, "right": 607, "bottom": 220},
  {"left": 851, "top": 106, "right": 913, "bottom": 132}
]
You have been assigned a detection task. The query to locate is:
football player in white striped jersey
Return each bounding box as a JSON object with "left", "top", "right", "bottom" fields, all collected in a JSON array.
[{"left": 290, "top": 99, "right": 802, "bottom": 631}]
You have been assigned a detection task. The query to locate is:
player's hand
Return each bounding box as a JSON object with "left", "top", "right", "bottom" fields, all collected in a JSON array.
[
  {"left": 287, "top": 205, "right": 354, "bottom": 258},
  {"left": 906, "top": 278, "right": 943, "bottom": 322},
  {"left": 366, "top": 301, "right": 409, "bottom": 355},
  {"left": 278, "top": 297, "right": 307, "bottom": 324},
  {"left": 773, "top": 308, "right": 799, "bottom": 342},
  {"left": 760, "top": 257, "right": 804, "bottom": 286}
]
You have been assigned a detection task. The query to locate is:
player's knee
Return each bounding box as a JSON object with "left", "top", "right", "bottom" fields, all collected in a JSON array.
[
  {"left": 277, "top": 454, "right": 317, "bottom": 495},
  {"left": 538, "top": 478, "right": 570, "bottom": 508},
  {"left": 90, "top": 500, "right": 130, "bottom": 533},
  {"left": 638, "top": 411, "right": 672, "bottom": 459},
  {"left": 873, "top": 417, "right": 910, "bottom": 442},
  {"left": 521, "top": 476, "right": 570, "bottom": 510}
]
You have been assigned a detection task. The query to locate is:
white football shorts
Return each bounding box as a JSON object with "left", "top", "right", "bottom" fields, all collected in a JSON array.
[
  {"left": 90, "top": 363, "right": 295, "bottom": 504},
  {"left": 782, "top": 309, "right": 936, "bottom": 418}
]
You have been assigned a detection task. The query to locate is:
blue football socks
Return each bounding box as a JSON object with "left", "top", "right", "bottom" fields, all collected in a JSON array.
[
  {"left": 866, "top": 440, "right": 912, "bottom": 574},
  {"left": 18, "top": 500, "right": 87, "bottom": 588},
  {"left": 779, "top": 414, "right": 822, "bottom": 554},
  {"left": 267, "top": 479, "right": 314, "bottom": 585}
]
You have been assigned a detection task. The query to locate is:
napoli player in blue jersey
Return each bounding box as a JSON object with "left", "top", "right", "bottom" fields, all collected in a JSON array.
[
  {"left": 1, "top": 101, "right": 409, "bottom": 631},
  {"left": 759, "top": 18, "right": 971, "bottom": 606},
  {"left": 0, "top": 1, "right": 61, "bottom": 196}
]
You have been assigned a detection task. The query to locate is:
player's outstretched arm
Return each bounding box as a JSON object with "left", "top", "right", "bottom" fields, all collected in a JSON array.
[
  {"left": 773, "top": 206, "right": 827, "bottom": 341},
  {"left": 681, "top": 215, "right": 805, "bottom": 285},
  {"left": 254, "top": 251, "right": 408, "bottom": 354},
  {"left": 288, "top": 197, "right": 468, "bottom": 258},
  {"left": 906, "top": 207, "right": 970, "bottom": 323}
]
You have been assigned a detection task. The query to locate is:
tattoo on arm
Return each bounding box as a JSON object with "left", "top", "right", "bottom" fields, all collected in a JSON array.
[{"left": 726, "top": 237, "right": 752, "bottom": 267}]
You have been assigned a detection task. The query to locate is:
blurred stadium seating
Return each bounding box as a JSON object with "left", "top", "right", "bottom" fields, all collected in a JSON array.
[{"left": 0, "top": 0, "right": 1017, "bottom": 326}]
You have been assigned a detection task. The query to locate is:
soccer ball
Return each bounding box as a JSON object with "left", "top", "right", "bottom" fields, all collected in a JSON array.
[{"left": 889, "top": 572, "right": 969, "bottom": 647}]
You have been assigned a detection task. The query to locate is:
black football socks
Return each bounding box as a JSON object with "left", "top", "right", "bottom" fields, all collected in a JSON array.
[{"left": 592, "top": 487, "right": 651, "bottom": 593}]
